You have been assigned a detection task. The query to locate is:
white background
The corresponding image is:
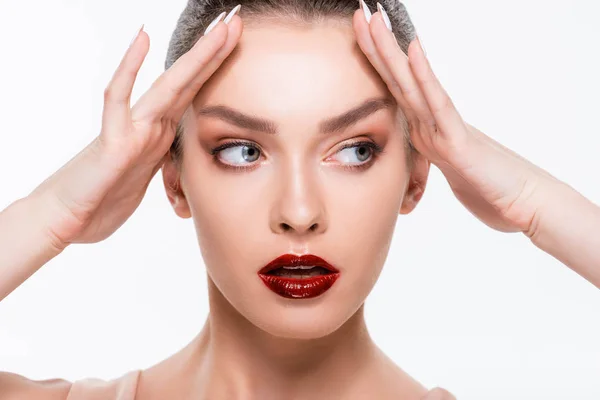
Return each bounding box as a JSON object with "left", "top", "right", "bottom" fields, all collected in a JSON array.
[{"left": 0, "top": 0, "right": 599, "bottom": 398}]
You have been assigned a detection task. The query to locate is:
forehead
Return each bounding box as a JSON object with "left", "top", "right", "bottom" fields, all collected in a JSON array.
[{"left": 193, "top": 22, "right": 390, "bottom": 121}]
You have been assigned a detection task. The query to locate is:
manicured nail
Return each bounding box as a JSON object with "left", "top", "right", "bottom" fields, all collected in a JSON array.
[
  {"left": 360, "top": 0, "right": 372, "bottom": 23},
  {"left": 129, "top": 24, "right": 144, "bottom": 47},
  {"left": 417, "top": 35, "right": 427, "bottom": 56},
  {"left": 204, "top": 11, "right": 227, "bottom": 35},
  {"left": 224, "top": 4, "right": 241, "bottom": 24},
  {"left": 376, "top": 3, "right": 392, "bottom": 31}
]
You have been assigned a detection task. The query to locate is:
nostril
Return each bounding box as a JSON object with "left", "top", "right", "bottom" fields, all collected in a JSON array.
[{"left": 278, "top": 223, "right": 319, "bottom": 233}]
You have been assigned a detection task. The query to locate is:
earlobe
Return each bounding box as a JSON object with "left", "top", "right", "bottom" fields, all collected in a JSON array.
[
  {"left": 161, "top": 152, "right": 192, "bottom": 219},
  {"left": 399, "top": 153, "right": 430, "bottom": 215}
]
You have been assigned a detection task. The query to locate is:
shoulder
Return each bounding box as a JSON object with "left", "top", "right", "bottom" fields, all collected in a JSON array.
[
  {"left": 0, "top": 370, "right": 141, "bottom": 400},
  {"left": 0, "top": 371, "right": 72, "bottom": 400},
  {"left": 370, "top": 350, "right": 456, "bottom": 400},
  {"left": 65, "top": 370, "right": 141, "bottom": 400}
]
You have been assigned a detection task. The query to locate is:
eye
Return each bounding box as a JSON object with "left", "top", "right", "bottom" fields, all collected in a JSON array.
[
  {"left": 211, "top": 141, "right": 262, "bottom": 166},
  {"left": 331, "top": 141, "right": 381, "bottom": 166}
]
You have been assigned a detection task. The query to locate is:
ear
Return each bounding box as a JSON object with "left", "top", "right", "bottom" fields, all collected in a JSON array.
[
  {"left": 161, "top": 151, "right": 192, "bottom": 219},
  {"left": 399, "top": 150, "right": 431, "bottom": 215}
]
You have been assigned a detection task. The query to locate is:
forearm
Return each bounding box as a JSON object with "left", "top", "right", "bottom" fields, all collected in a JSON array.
[
  {"left": 528, "top": 181, "right": 600, "bottom": 289},
  {"left": 0, "top": 195, "right": 65, "bottom": 301}
]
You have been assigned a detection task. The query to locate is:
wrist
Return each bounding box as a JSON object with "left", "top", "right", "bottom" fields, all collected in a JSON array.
[
  {"left": 0, "top": 195, "right": 67, "bottom": 301},
  {"left": 21, "top": 193, "right": 70, "bottom": 255},
  {"left": 528, "top": 181, "right": 600, "bottom": 285}
]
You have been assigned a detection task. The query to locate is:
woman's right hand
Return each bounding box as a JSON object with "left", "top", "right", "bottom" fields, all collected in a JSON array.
[{"left": 29, "top": 10, "right": 242, "bottom": 251}]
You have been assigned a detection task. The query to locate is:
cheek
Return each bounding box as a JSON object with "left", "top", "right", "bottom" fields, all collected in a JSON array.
[
  {"left": 183, "top": 139, "right": 266, "bottom": 237},
  {"left": 325, "top": 152, "right": 407, "bottom": 246},
  {"left": 181, "top": 135, "right": 407, "bottom": 282},
  {"left": 321, "top": 149, "right": 407, "bottom": 298},
  {"left": 183, "top": 162, "right": 272, "bottom": 275}
]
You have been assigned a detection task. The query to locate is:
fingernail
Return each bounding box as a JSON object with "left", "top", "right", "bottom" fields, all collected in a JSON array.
[
  {"left": 224, "top": 4, "right": 241, "bottom": 24},
  {"left": 129, "top": 24, "right": 144, "bottom": 47},
  {"left": 377, "top": 3, "right": 393, "bottom": 32},
  {"left": 360, "top": 0, "right": 372, "bottom": 23},
  {"left": 204, "top": 11, "right": 227, "bottom": 35},
  {"left": 417, "top": 35, "right": 427, "bottom": 56}
]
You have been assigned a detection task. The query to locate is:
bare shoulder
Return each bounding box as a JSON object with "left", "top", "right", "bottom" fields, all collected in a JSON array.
[
  {"left": 0, "top": 371, "right": 72, "bottom": 400},
  {"left": 370, "top": 350, "right": 456, "bottom": 400}
]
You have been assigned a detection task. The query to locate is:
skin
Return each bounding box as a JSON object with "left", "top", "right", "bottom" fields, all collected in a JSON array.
[
  {"left": 154, "top": 18, "right": 430, "bottom": 400},
  {"left": 0, "top": 3, "right": 598, "bottom": 399}
]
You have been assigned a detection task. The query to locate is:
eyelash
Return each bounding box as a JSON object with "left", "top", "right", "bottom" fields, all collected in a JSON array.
[
  {"left": 334, "top": 140, "right": 385, "bottom": 171},
  {"left": 209, "top": 139, "right": 385, "bottom": 172}
]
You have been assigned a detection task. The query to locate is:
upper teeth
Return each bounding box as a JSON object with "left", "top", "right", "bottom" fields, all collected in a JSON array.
[{"left": 282, "top": 265, "right": 316, "bottom": 270}]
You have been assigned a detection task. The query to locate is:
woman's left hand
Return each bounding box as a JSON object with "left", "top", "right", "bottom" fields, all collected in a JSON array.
[{"left": 352, "top": 3, "right": 564, "bottom": 236}]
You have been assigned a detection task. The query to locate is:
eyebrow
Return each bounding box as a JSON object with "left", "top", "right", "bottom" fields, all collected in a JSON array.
[{"left": 196, "top": 96, "right": 396, "bottom": 135}]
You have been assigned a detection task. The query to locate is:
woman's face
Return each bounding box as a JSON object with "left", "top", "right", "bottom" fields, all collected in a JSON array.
[{"left": 162, "top": 20, "right": 429, "bottom": 339}]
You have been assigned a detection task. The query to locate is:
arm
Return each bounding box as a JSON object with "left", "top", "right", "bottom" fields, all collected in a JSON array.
[
  {"left": 354, "top": 10, "right": 600, "bottom": 289},
  {"left": 0, "top": 195, "right": 65, "bottom": 301},
  {"left": 528, "top": 181, "right": 600, "bottom": 288},
  {"left": 0, "top": 16, "right": 242, "bottom": 303}
]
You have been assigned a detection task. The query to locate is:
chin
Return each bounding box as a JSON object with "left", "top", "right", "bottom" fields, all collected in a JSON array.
[
  {"left": 244, "top": 296, "right": 358, "bottom": 340},
  {"left": 210, "top": 271, "right": 368, "bottom": 340}
]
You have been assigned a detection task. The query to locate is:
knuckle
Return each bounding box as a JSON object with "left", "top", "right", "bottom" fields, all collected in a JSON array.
[
  {"left": 361, "top": 44, "right": 379, "bottom": 60},
  {"left": 432, "top": 95, "right": 453, "bottom": 117},
  {"left": 401, "top": 84, "right": 419, "bottom": 99},
  {"left": 132, "top": 106, "right": 159, "bottom": 128},
  {"left": 441, "top": 95, "right": 454, "bottom": 111},
  {"left": 415, "top": 73, "right": 430, "bottom": 87},
  {"left": 414, "top": 115, "right": 436, "bottom": 134},
  {"left": 381, "top": 49, "right": 396, "bottom": 63},
  {"left": 387, "top": 80, "right": 403, "bottom": 96},
  {"left": 103, "top": 85, "right": 115, "bottom": 102},
  {"left": 427, "top": 387, "right": 456, "bottom": 400},
  {"left": 167, "top": 81, "right": 184, "bottom": 98}
]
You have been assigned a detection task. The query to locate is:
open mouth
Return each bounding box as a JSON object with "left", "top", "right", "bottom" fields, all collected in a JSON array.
[
  {"left": 265, "top": 265, "right": 333, "bottom": 279},
  {"left": 258, "top": 254, "right": 340, "bottom": 299}
]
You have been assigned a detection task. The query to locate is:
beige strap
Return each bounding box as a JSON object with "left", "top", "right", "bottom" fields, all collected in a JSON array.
[{"left": 65, "top": 370, "right": 140, "bottom": 400}]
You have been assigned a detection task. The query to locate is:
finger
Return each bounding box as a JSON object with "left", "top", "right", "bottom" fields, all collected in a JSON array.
[
  {"left": 406, "top": 35, "right": 466, "bottom": 138},
  {"left": 101, "top": 25, "right": 149, "bottom": 132},
  {"left": 368, "top": 11, "right": 435, "bottom": 129},
  {"left": 131, "top": 13, "right": 230, "bottom": 122},
  {"left": 169, "top": 14, "right": 244, "bottom": 122},
  {"left": 421, "top": 387, "right": 457, "bottom": 400},
  {"left": 352, "top": 8, "right": 415, "bottom": 122}
]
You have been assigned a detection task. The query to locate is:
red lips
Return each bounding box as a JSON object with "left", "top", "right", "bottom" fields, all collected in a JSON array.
[{"left": 258, "top": 254, "right": 340, "bottom": 299}]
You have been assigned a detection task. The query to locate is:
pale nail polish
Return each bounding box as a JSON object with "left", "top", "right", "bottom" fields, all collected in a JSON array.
[
  {"left": 417, "top": 35, "right": 427, "bottom": 56},
  {"left": 129, "top": 24, "right": 144, "bottom": 47},
  {"left": 360, "top": 0, "right": 372, "bottom": 23},
  {"left": 377, "top": 3, "right": 393, "bottom": 32},
  {"left": 224, "top": 4, "right": 241, "bottom": 24},
  {"left": 204, "top": 11, "right": 227, "bottom": 35}
]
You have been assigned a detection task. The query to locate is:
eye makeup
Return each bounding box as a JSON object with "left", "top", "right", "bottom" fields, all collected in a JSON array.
[
  {"left": 207, "top": 137, "right": 385, "bottom": 172},
  {"left": 329, "top": 140, "right": 384, "bottom": 172},
  {"left": 209, "top": 139, "right": 264, "bottom": 172}
]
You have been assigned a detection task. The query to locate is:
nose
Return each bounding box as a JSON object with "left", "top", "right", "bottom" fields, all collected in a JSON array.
[{"left": 269, "top": 161, "right": 327, "bottom": 236}]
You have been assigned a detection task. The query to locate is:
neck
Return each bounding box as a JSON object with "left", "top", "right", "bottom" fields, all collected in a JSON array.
[{"left": 186, "top": 277, "right": 380, "bottom": 399}]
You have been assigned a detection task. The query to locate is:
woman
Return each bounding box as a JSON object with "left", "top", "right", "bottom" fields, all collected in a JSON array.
[{"left": 1, "top": 0, "right": 598, "bottom": 398}]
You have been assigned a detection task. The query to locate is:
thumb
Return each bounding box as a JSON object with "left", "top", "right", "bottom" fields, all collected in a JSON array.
[{"left": 421, "top": 387, "right": 457, "bottom": 400}]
